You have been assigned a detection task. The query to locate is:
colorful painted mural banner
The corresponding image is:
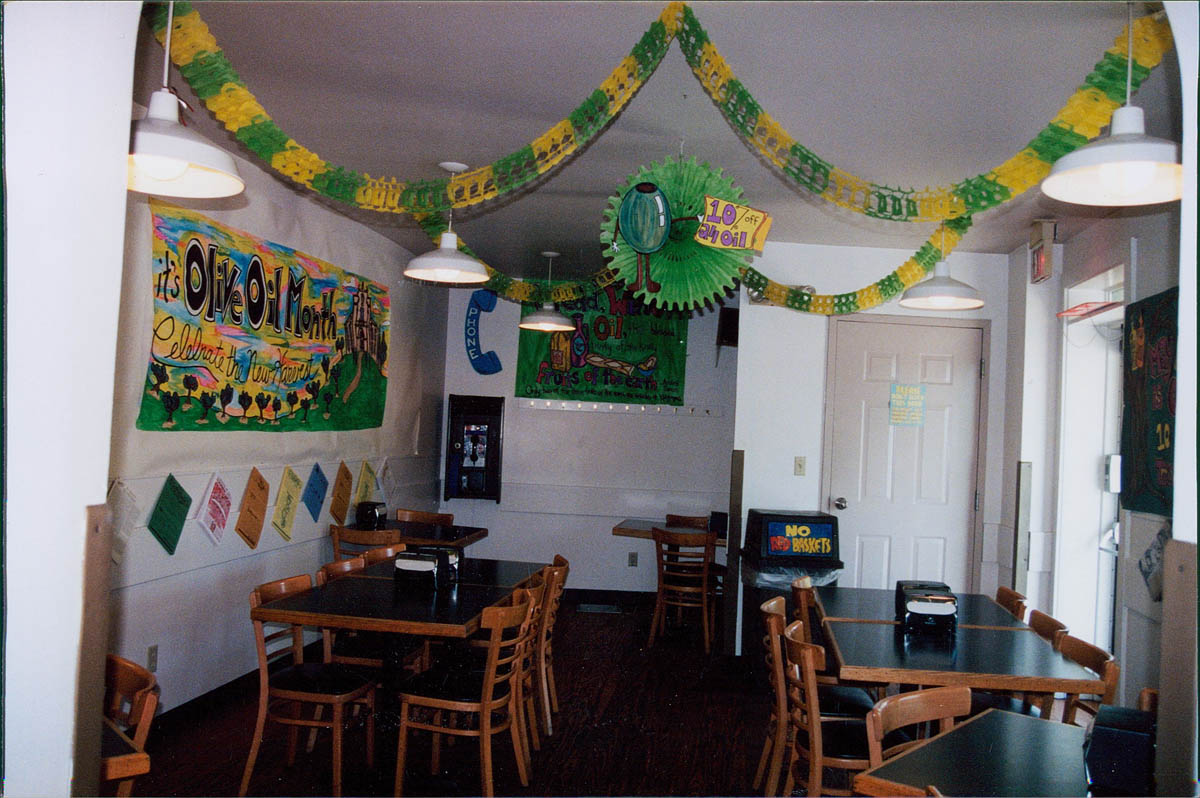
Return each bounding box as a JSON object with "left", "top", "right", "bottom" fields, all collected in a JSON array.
[
  {"left": 514, "top": 285, "right": 687, "bottom": 406},
  {"left": 137, "top": 201, "right": 390, "bottom": 431}
]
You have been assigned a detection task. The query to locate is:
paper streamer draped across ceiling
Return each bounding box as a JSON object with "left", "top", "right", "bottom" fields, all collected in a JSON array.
[
  {"left": 137, "top": 201, "right": 390, "bottom": 431},
  {"left": 148, "top": 2, "right": 1174, "bottom": 314}
]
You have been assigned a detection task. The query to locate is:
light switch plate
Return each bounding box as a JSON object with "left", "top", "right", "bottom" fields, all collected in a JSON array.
[{"left": 794, "top": 456, "right": 806, "bottom": 476}]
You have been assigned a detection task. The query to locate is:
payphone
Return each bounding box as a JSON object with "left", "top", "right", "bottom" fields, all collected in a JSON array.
[{"left": 444, "top": 394, "right": 503, "bottom": 502}]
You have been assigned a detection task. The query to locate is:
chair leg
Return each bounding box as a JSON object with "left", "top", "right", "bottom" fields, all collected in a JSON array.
[
  {"left": 537, "top": 651, "right": 553, "bottom": 736},
  {"left": 480, "top": 713, "right": 497, "bottom": 797},
  {"left": 286, "top": 701, "right": 302, "bottom": 765},
  {"left": 507, "top": 699, "right": 529, "bottom": 788},
  {"left": 306, "top": 703, "right": 325, "bottom": 753},
  {"left": 115, "top": 778, "right": 135, "bottom": 798},
  {"left": 752, "top": 730, "right": 772, "bottom": 790},
  {"left": 431, "top": 710, "right": 443, "bottom": 774},
  {"left": 524, "top": 683, "right": 541, "bottom": 752},
  {"left": 394, "top": 701, "right": 409, "bottom": 797},
  {"left": 765, "top": 719, "right": 786, "bottom": 796},
  {"left": 330, "top": 703, "right": 344, "bottom": 798},
  {"left": 238, "top": 692, "right": 269, "bottom": 797},
  {"left": 647, "top": 594, "right": 664, "bottom": 648},
  {"left": 364, "top": 693, "right": 375, "bottom": 768},
  {"left": 701, "top": 593, "right": 711, "bottom": 654},
  {"left": 547, "top": 658, "right": 560, "bottom": 714}
]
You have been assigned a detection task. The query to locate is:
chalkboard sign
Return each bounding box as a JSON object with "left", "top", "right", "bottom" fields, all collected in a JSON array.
[{"left": 1121, "top": 286, "right": 1177, "bottom": 516}]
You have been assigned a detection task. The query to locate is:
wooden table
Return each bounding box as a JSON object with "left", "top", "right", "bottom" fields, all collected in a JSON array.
[
  {"left": 853, "top": 708, "right": 1088, "bottom": 796},
  {"left": 824, "top": 618, "right": 1106, "bottom": 697},
  {"left": 332, "top": 519, "right": 488, "bottom": 549},
  {"left": 100, "top": 716, "right": 150, "bottom": 783},
  {"left": 611, "top": 518, "right": 726, "bottom": 547},
  {"left": 251, "top": 557, "right": 544, "bottom": 638},
  {"left": 815, "top": 585, "right": 1029, "bottom": 629}
]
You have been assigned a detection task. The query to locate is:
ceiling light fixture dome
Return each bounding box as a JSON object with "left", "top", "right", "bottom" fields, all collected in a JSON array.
[
  {"left": 899, "top": 226, "right": 984, "bottom": 311},
  {"left": 1040, "top": 3, "right": 1182, "bottom": 206},
  {"left": 402, "top": 162, "right": 490, "bottom": 284},
  {"left": 518, "top": 252, "right": 575, "bottom": 332},
  {"left": 128, "top": 1, "right": 244, "bottom": 198}
]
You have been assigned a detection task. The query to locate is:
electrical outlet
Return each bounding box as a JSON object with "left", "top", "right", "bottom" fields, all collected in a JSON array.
[
  {"left": 627, "top": 551, "right": 638, "bottom": 567},
  {"left": 147, "top": 644, "right": 158, "bottom": 673},
  {"left": 794, "top": 456, "right": 806, "bottom": 476}
]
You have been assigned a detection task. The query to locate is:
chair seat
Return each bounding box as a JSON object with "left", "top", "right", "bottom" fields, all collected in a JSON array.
[
  {"left": 270, "top": 662, "right": 374, "bottom": 698},
  {"left": 398, "top": 661, "right": 510, "bottom": 704},
  {"left": 817, "top": 718, "right": 909, "bottom": 760},
  {"left": 969, "top": 691, "right": 1041, "bottom": 718},
  {"left": 818, "top": 684, "right": 877, "bottom": 716}
]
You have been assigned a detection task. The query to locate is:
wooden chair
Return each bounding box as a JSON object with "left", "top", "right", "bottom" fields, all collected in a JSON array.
[
  {"left": 790, "top": 580, "right": 877, "bottom": 713},
  {"left": 331, "top": 524, "right": 398, "bottom": 561},
  {"left": 1028, "top": 609, "right": 1068, "bottom": 649},
  {"left": 534, "top": 556, "right": 570, "bottom": 737},
  {"left": 514, "top": 574, "right": 548, "bottom": 771},
  {"left": 394, "top": 589, "right": 536, "bottom": 798},
  {"left": 240, "top": 574, "right": 375, "bottom": 798},
  {"left": 103, "top": 654, "right": 158, "bottom": 797},
  {"left": 994, "top": 586, "right": 1027, "bottom": 621},
  {"left": 395, "top": 507, "right": 454, "bottom": 525},
  {"left": 665, "top": 513, "right": 709, "bottom": 529},
  {"left": 1058, "top": 635, "right": 1120, "bottom": 725},
  {"left": 1138, "top": 687, "right": 1158, "bottom": 714},
  {"left": 647, "top": 527, "right": 718, "bottom": 653},
  {"left": 865, "top": 686, "right": 972, "bottom": 767},
  {"left": 781, "top": 620, "right": 872, "bottom": 797},
  {"left": 752, "top": 597, "right": 789, "bottom": 797},
  {"left": 363, "top": 544, "right": 406, "bottom": 564}
]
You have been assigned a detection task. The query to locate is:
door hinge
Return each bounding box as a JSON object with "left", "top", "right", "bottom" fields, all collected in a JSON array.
[
  {"left": 975, "top": 491, "right": 981, "bottom": 512},
  {"left": 979, "top": 358, "right": 986, "bottom": 380}
]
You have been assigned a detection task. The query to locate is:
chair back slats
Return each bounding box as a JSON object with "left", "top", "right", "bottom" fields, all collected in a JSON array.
[
  {"left": 652, "top": 527, "right": 716, "bottom": 605},
  {"left": 995, "top": 586, "right": 1027, "bottom": 620},
  {"left": 395, "top": 508, "right": 454, "bottom": 525},
  {"left": 317, "top": 556, "right": 365, "bottom": 586},
  {"left": 537, "top": 565, "right": 567, "bottom": 656},
  {"left": 250, "top": 574, "right": 312, "bottom": 670},
  {"left": 1027, "top": 609, "right": 1068, "bottom": 649},
  {"left": 480, "top": 588, "right": 536, "bottom": 708},
  {"left": 363, "top": 544, "right": 405, "bottom": 564},
  {"left": 781, "top": 621, "right": 825, "bottom": 762},
  {"left": 104, "top": 654, "right": 158, "bottom": 747},
  {"left": 865, "top": 686, "right": 972, "bottom": 766},
  {"left": 1059, "top": 634, "right": 1120, "bottom": 723},
  {"left": 665, "top": 513, "right": 709, "bottom": 530}
]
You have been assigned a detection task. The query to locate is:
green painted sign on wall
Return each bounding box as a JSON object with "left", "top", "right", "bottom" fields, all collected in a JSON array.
[{"left": 515, "top": 285, "right": 687, "bottom": 405}]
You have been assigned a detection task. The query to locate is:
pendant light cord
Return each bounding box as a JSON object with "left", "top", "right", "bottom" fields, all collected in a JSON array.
[
  {"left": 1125, "top": 1, "right": 1133, "bottom": 107},
  {"left": 162, "top": 1, "right": 175, "bottom": 89}
]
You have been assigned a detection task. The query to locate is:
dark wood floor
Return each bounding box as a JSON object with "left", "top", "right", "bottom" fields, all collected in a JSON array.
[{"left": 130, "top": 598, "right": 772, "bottom": 797}]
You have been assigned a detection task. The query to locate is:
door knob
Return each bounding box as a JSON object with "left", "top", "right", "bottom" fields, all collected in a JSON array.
[{"left": 833, "top": 497, "right": 848, "bottom": 510}]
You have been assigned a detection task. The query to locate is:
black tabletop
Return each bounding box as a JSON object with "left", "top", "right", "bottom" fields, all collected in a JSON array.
[
  {"left": 855, "top": 709, "right": 1087, "bottom": 796},
  {"left": 253, "top": 558, "right": 545, "bottom": 637},
  {"left": 816, "top": 586, "right": 1027, "bottom": 628},
  {"left": 827, "top": 620, "right": 1105, "bottom": 693}
]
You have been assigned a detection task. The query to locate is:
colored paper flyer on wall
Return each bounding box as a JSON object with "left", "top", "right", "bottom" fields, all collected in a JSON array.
[
  {"left": 235, "top": 467, "right": 270, "bottom": 549},
  {"left": 515, "top": 284, "right": 687, "bottom": 405},
  {"left": 329, "top": 462, "right": 353, "bottom": 525},
  {"left": 137, "top": 201, "right": 390, "bottom": 432},
  {"left": 302, "top": 463, "right": 329, "bottom": 523},
  {"left": 271, "top": 467, "right": 304, "bottom": 541},
  {"left": 148, "top": 474, "right": 192, "bottom": 555},
  {"left": 198, "top": 473, "right": 233, "bottom": 545},
  {"left": 354, "top": 460, "right": 378, "bottom": 508}
]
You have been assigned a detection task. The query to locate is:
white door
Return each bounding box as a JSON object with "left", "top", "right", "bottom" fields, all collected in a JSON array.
[{"left": 822, "top": 317, "right": 984, "bottom": 590}]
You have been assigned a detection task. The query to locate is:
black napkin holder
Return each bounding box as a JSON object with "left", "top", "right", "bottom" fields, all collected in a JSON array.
[
  {"left": 393, "top": 551, "right": 439, "bottom": 591},
  {"left": 895, "top": 580, "right": 957, "bottom": 636}
]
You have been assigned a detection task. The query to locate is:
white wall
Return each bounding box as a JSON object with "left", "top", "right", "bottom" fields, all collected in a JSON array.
[
  {"left": 102, "top": 18, "right": 447, "bottom": 711},
  {"left": 438, "top": 288, "right": 738, "bottom": 592},
  {"left": 3, "top": 4, "right": 142, "bottom": 795},
  {"left": 733, "top": 240, "right": 1010, "bottom": 592}
]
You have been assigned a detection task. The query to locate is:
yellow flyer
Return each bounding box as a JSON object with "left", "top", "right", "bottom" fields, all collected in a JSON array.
[
  {"left": 354, "top": 460, "right": 378, "bottom": 507},
  {"left": 271, "top": 467, "right": 304, "bottom": 541}
]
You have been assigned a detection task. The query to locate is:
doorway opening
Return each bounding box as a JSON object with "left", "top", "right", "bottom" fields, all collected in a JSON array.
[{"left": 1054, "top": 265, "right": 1124, "bottom": 649}]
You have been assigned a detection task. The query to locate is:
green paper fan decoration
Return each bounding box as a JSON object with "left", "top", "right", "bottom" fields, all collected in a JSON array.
[{"left": 601, "top": 156, "right": 752, "bottom": 311}]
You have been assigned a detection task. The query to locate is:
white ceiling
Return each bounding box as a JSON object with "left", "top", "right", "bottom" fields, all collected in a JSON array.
[{"left": 160, "top": 1, "right": 1182, "bottom": 279}]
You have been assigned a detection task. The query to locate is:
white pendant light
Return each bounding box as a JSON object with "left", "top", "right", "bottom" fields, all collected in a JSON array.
[
  {"left": 899, "top": 227, "right": 984, "bottom": 311},
  {"left": 402, "top": 162, "right": 490, "bottom": 284},
  {"left": 518, "top": 251, "right": 575, "bottom": 332},
  {"left": 1041, "top": 4, "right": 1182, "bottom": 206},
  {"left": 128, "top": 2, "right": 244, "bottom": 198}
]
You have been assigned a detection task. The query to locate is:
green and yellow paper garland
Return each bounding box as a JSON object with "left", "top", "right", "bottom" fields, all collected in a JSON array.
[{"left": 147, "top": 3, "right": 1172, "bottom": 314}]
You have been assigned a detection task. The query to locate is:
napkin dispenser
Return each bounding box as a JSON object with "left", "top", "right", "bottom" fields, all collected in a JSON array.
[
  {"left": 895, "top": 580, "right": 957, "bottom": 636},
  {"left": 355, "top": 501, "right": 387, "bottom": 530},
  {"left": 394, "top": 552, "right": 439, "bottom": 590}
]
